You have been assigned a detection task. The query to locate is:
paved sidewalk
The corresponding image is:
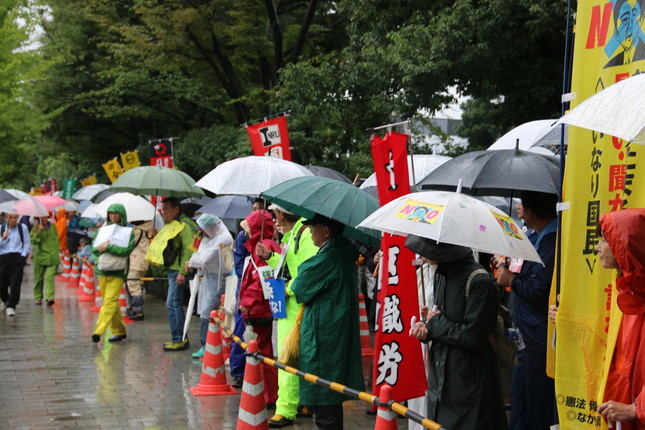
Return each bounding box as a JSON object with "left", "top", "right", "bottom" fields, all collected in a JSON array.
[{"left": 0, "top": 267, "right": 410, "bottom": 429}]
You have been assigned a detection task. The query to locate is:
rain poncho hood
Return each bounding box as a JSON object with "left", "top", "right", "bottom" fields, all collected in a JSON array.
[
  {"left": 243, "top": 210, "right": 277, "bottom": 255},
  {"left": 600, "top": 208, "right": 645, "bottom": 315},
  {"left": 189, "top": 214, "right": 233, "bottom": 273},
  {"left": 106, "top": 203, "right": 128, "bottom": 226}
]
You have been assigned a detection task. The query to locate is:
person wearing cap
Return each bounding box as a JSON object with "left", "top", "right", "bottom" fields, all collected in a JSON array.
[
  {"left": 407, "top": 236, "right": 507, "bottom": 430},
  {"left": 0, "top": 212, "right": 31, "bottom": 316},
  {"left": 289, "top": 213, "right": 364, "bottom": 429},
  {"left": 186, "top": 214, "right": 233, "bottom": 359},
  {"left": 256, "top": 204, "right": 319, "bottom": 427}
]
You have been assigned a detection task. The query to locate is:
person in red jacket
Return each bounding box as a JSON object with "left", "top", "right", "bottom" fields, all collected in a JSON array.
[
  {"left": 596, "top": 208, "right": 645, "bottom": 429},
  {"left": 238, "top": 210, "right": 281, "bottom": 406}
]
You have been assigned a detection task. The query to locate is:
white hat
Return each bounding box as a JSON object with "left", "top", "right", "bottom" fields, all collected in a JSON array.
[{"left": 268, "top": 203, "right": 294, "bottom": 215}]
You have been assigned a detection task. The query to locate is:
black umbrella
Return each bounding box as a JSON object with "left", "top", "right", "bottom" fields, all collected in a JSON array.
[
  {"left": 306, "top": 165, "right": 352, "bottom": 184},
  {"left": 418, "top": 147, "right": 560, "bottom": 197}
]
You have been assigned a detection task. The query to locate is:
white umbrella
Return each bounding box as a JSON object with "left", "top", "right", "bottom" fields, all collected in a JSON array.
[
  {"left": 558, "top": 73, "right": 645, "bottom": 145},
  {"left": 89, "top": 192, "right": 156, "bottom": 222},
  {"left": 183, "top": 277, "right": 200, "bottom": 341},
  {"left": 80, "top": 203, "right": 102, "bottom": 219},
  {"left": 55, "top": 200, "right": 81, "bottom": 212},
  {"left": 357, "top": 190, "right": 542, "bottom": 263},
  {"left": 2, "top": 189, "right": 30, "bottom": 200},
  {"left": 72, "top": 184, "right": 110, "bottom": 201},
  {"left": 196, "top": 156, "right": 314, "bottom": 196},
  {"left": 360, "top": 154, "right": 452, "bottom": 191}
]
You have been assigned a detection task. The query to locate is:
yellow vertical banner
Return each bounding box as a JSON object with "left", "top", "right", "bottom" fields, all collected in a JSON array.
[
  {"left": 120, "top": 150, "right": 141, "bottom": 171},
  {"left": 102, "top": 159, "right": 124, "bottom": 183},
  {"left": 554, "top": 1, "right": 645, "bottom": 429}
]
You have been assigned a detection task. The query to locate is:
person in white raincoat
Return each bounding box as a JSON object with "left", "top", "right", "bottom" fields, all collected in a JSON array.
[{"left": 186, "top": 214, "right": 233, "bottom": 359}]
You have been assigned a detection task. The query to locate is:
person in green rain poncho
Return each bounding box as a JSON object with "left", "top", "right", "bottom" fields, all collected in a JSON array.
[
  {"left": 289, "top": 214, "right": 364, "bottom": 430},
  {"left": 256, "top": 204, "right": 319, "bottom": 427},
  {"left": 91, "top": 203, "right": 136, "bottom": 343},
  {"left": 30, "top": 216, "right": 60, "bottom": 306}
]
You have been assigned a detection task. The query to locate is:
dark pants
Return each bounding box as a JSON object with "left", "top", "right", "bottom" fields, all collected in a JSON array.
[
  {"left": 510, "top": 349, "right": 556, "bottom": 430},
  {"left": 0, "top": 253, "right": 25, "bottom": 308},
  {"left": 311, "top": 404, "right": 343, "bottom": 430}
]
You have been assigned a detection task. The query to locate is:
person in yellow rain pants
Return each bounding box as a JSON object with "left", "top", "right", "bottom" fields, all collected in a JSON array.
[{"left": 91, "top": 203, "right": 135, "bottom": 343}]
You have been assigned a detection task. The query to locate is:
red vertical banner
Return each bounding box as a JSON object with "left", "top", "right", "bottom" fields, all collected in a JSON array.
[
  {"left": 245, "top": 116, "right": 292, "bottom": 160},
  {"left": 370, "top": 131, "right": 427, "bottom": 401},
  {"left": 150, "top": 139, "right": 173, "bottom": 167}
]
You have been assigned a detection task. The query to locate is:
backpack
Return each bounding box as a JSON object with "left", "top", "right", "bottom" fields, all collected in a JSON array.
[
  {"left": 1, "top": 222, "right": 25, "bottom": 245},
  {"left": 465, "top": 269, "right": 518, "bottom": 369}
]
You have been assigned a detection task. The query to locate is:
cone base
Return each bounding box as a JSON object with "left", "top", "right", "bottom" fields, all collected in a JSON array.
[
  {"left": 90, "top": 306, "right": 101, "bottom": 312},
  {"left": 123, "top": 316, "right": 135, "bottom": 324},
  {"left": 190, "top": 384, "right": 237, "bottom": 396},
  {"left": 362, "top": 347, "right": 374, "bottom": 356}
]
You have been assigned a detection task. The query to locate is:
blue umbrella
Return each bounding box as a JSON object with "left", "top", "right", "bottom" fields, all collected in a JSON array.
[{"left": 196, "top": 195, "right": 253, "bottom": 219}]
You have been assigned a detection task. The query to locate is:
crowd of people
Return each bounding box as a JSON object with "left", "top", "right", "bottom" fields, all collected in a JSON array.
[{"left": 0, "top": 188, "right": 643, "bottom": 430}]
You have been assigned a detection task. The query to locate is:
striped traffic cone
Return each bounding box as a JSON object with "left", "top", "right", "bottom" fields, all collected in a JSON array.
[
  {"left": 190, "top": 310, "right": 237, "bottom": 396},
  {"left": 57, "top": 252, "right": 72, "bottom": 282},
  {"left": 219, "top": 307, "right": 231, "bottom": 361},
  {"left": 374, "top": 384, "right": 398, "bottom": 430},
  {"left": 359, "top": 292, "right": 373, "bottom": 356},
  {"left": 236, "top": 340, "right": 268, "bottom": 430},
  {"left": 78, "top": 262, "right": 96, "bottom": 302},
  {"left": 119, "top": 285, "right": 134, "bottom": 324},
  {"left": 90, "top": 281, "right": 102, "bottom": 312},
  {"left": 69, "top": 258, "right": 82, "bottom": 290}
]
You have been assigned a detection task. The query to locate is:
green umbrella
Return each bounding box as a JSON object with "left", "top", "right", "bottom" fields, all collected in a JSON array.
[
  {"left": 110, "top": 166, "right": 204, "bottom": 198},
  {"left": 261, "top": 176, "right": 381, "bottom": 248}
]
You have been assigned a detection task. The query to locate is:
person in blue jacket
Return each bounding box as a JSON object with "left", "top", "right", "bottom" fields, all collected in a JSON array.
[{"left": 496, "top": 191, "right": 558, "bottom": 430}]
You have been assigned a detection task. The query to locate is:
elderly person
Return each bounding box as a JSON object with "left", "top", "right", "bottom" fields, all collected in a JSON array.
[
  {"left": 408, "top": 235, "right": 507, "bottom": 430},
  {"left": 289, "top": 214, "right": 363, "bottom": 429},
  {"left": 595, "top": 209, "right": 645, "bottom": 428}
]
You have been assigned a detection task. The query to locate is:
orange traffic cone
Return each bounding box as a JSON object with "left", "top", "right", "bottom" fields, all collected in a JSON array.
[
  {"left": 236, "top": 340, "right": 268, "bottom": 430},
  {"left": 69, "top": 258, "right": 82, "bottom": 290},
  {"left": 78, "top": 262, "right": 96, "bottom": 302},
  {"left": 190, "top": 310, "right": 237, "bottom": 396},
  {"left": 119, "top": 285, "right": 134, "bottom": 324},
  {"left": 57, "top": 252, "right": 72, "bottom": 282},
  {"left": 374, "top": 384, "right": 398, "bottom": 430},
  {"left": 359, "top": 292, "right": 373, "bottom": 356},
  {"left": 219, "top": 307, "right": 231, "bottom": 361},
  {"left": 90, "top": 281, "right": 102, "bottom": 312}
]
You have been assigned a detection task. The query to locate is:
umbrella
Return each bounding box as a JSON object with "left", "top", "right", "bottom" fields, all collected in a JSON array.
[
  {"left": 0, "top": 190, "right": 17, "bottom": 204},
  {"left": 183, "top": 278, "right": 200, "bottom": 341},
  {"left": 72, "top": 184, "right": 110, "bottom": 201},
  {"left": 55, "top": 200, "right": 81, "bottom": 212},
  {"left": 196, "top": 156, "right": 314, "bottom": 196},
  {"left": 357, "top": 190, "right": 542, "bottom": 263},
  {"left": 80, "top": 204, "right": 102, "bottom": 219},
  {"left": 12, "top": 197, "right": 50, "bottom": 217},
  {"left": 261, "top": 176, "right": 381, "bottom": 248},
  {"left": 419, "top": 147, "right": 560, "bottom": 197},
  {"left": 3, "top": 189, "right": 30, "bottom": 200},
  {"left": 558, "top": 73, "right": 645, "bottom": 145},
  {"left": 111, "top": 165, "right": 205, "bottom": 198},
  {"left": 306, "top": 165, "right": 352, "bottom": 183},
  {"left": 360, "top": 154, "right": 452, "bottom": 193},
  {"left": 91, "top": 189, "right": 118, "bottom": 203},
  {"left": 32, "top": 195, "right": 68, "bottom": 211},
  {"left": 197, "top": 195, "right": 252, "bottom": 219},
  {"left": 87, "top": 192, "right": 156, "bottom": 222}
]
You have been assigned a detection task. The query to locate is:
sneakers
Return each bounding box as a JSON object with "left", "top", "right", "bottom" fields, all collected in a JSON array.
[
  {"left": 191, "top": 347, "right": 205, "bottom": 359},
  {"left": 268, "top": 415, "right": 294, "bottom": 428},
  {"left": 108, "top": 334, "right": 127, "bottom": 342},
  {"left": 297, "top": 405, "right": 313, "bottom": 418},
  {"left": 92, "top": 334, "right": 100, "bottom": 343},
  {"left": 0, "top": 302, "right": 6, "bottom": 311},
  {"left": 46, "top": 300, "right": 55, "bottom": 306},
  {"left": 163, "top": 339, "right": 190, "bottom": 351},
  {"left": 6, "top": 307, "right": 15, "bottom": 317},
  {"left": 231, "top": 376, "right": 243, "bottom": 388}
]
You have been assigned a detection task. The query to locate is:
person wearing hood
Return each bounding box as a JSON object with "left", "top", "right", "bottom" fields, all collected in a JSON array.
[
  {"left": 91, "top": 203, "right": 136, "bottom": 343},
  {"left": 55, "top": 207, "right": 68, "bottom": 252},
  {"left": 408, "top": 236, "right": 507, "bottom": 430},
  {"left": 186, "top": 214, "right": 233, "bottom": 359},
  {"left": 126, "top": 219, "right": 155, "bottom": 321},
  {"left": 289, "top": 214, "right": 364, "bottom": 429},
  {"left": 31, "top": 215, "right": 60, "bottom": 306},
  {"left": 238, "top": 210, "right": 281, "bottom": 405},
  {"left": 256, "top": 204, "right": 319, "bottom": 427},
  {"left": 595, "top": 209, "right": 645, "bottom": 429}
]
